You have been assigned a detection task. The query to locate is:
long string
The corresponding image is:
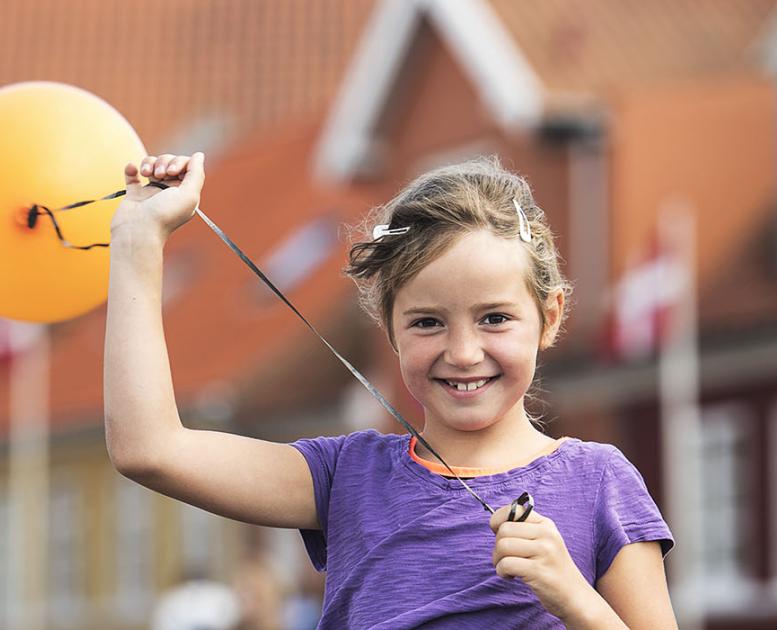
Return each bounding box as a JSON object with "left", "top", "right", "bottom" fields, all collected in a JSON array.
[
  {"left": 25, "top": 188, "right": 128, "bottom": 249},
  {"left": 25, "top": 183, "right": 496, "bottom": 514}
]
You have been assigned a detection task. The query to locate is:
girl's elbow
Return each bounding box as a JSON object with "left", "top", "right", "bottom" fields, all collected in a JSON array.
[{"left": 105, "top": 425, "right": 163, "bottom": 481}]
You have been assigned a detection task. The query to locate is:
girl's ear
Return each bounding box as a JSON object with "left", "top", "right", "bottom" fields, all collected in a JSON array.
[
  {"left": 386, "top": 322, "right": 400, "bottom": 354},
  {"left": 539, "top": 290, "right": 564, "bottom": 350}
]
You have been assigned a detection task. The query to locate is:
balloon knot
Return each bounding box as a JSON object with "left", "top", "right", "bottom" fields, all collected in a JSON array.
[
  {"left": 27, "top": 204, "right": 39, "bottom": 229},
  {"left": 14, "top": 205, "right": 39, "bottom": 230}
]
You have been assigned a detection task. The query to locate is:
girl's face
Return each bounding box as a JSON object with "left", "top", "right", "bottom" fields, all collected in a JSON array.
[{"left": 391, "top": 229, "right": 560, "bottom": 435}]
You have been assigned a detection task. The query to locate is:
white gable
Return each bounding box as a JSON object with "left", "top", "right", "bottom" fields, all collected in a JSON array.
[{"left": 313, "top": 0, "right": 544, "bottom": 182}]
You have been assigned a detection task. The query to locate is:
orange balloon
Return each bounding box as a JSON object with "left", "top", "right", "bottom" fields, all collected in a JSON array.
[{"left": 0, "top": 81, "right": 146, "bottom": 323}]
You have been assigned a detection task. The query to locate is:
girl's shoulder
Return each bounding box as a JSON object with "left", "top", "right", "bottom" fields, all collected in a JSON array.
[
  {"left": 551, "top": 437, "right": 641, "bottom": 482},
  {"left": 292, "top": 429, "right": 405, "bottom": 464},
  {"left": 337, "top": 428, "right": 405, "bottom": 450},
  {"left": 558, "top": 437, "right": 623, "bottom": 465}
]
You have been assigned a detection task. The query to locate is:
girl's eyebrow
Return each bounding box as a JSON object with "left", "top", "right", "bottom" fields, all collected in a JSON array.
[
  {"left": 402, "top": 306, "right": 444, "bottom": 317},
  {"left": 401, "top": 302, "right": 517, "bottom": 317},
  {"left": 473, "top": 301, "right": 518, "bottom": 311}
]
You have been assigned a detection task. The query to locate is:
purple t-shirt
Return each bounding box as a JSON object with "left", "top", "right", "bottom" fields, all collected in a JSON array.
[{"left": 291, "top": 430, "right": 673, "bottom": 629}]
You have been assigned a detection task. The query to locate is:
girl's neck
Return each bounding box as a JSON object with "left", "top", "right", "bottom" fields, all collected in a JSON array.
[{"left": 415, "top": 412, "right": 554, "bottom": 471}]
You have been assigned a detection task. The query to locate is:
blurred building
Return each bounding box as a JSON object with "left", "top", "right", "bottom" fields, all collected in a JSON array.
[{"left": 2, "top": 1, "right": 777, "bottom": 629}]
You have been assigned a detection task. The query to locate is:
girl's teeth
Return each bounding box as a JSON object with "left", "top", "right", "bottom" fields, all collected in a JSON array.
[{"left": 446, "top": 379, "right": 488, "bottom": 391}]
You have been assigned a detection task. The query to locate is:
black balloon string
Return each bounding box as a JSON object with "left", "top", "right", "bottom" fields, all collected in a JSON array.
[{"left": 24, "top": 188, "right": 128, "bottom": 250}]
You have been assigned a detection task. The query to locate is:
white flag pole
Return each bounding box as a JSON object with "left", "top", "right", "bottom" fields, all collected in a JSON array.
[
  {"left": 6, "top": 322, "right": 50, "bottom": 630},
  {"left": 658, "top": 202, "right": 704, "bottom": 629}
]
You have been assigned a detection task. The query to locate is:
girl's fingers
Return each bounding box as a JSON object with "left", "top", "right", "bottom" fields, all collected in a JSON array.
[
  {"left": 133, "top": 153, "right": 205, "bottom": 197},
  {"left": 494, "top": 520, "right": 544, "bottom": 542},
  {"left": 140, "top": 155, "right": 157, "bottom": 177},
  {"left": 493, "top": 535, "right": 536, "bottom": 565},
  {"left": 166, "top": 155, "right": 189, "bottom": 178},
  {"left": 152, "top": 154, "right": 176, "bottom": 179},
  {"left": 495, "top": 556, "right": 532, "bottom": 580}
]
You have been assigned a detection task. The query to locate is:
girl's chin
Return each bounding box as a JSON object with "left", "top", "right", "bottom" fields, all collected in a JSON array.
[
  {"left": 425, "top": 413, "right": 501, "bottom": 434},
  {"left": 422, "top": 401, "right": 528, "bottom": 434}
]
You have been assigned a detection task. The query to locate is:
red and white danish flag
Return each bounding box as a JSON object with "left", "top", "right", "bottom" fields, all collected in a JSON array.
[{"left": 603, "top": 232, "right": 686, "bottom": 362}]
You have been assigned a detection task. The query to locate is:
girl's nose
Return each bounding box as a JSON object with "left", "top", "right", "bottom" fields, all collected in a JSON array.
[{"left": 444, "top": 328, "right": 485, "bottom": 368}]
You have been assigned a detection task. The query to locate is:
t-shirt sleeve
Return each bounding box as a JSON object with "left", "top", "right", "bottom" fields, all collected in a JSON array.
[
  {"left": 289, "top": 434, "right": 348, "bottom": 572},
  {"left": 593, "top": 447, "right": 675, "bottom": 581}
]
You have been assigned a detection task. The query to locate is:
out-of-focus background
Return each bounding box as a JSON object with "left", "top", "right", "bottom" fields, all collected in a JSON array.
[{"left": 1, "top": 0, "right": 777, "bottom": 628}]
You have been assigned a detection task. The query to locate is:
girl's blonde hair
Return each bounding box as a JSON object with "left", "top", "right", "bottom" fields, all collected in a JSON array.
[{"left": 345, "top": 155, "right": 573, "bottom": 348}]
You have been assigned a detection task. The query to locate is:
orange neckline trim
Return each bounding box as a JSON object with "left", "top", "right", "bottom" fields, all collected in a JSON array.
[{"left": 409, "top": 435, "right": 570, "bottom": 477}]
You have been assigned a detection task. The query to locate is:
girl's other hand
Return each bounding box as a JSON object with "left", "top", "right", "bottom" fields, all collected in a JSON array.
[
  {"left": 111, "top": 152, "right": 205, "bottom": 243},
  {"left": 490, "top": 504, "right": 595, "bottom": 623}
]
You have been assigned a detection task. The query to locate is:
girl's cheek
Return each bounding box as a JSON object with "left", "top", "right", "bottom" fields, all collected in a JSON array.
[
  {"left": 397, "top": 353, "right": 420, "bottom": 385},
  {"left": 398, "top": 349, "right": 433, "bottom": 388},
  {"left": 398, "top": 368, "right": 428, "bottom": 406}
]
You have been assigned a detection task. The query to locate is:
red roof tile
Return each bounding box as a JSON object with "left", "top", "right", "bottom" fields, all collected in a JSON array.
[
  {"left": 489, "top": 0, "right": 776, "bottom": 98},
  {"left": 0, "top": 0, "right": 376, "bottom": 151}
]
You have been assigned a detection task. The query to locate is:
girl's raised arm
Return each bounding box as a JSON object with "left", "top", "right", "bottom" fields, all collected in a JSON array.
[{"left": 103, "top": 153, "right": 317, "bottom": 529}]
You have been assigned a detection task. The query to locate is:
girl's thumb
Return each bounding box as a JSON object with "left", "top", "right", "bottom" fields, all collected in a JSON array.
[
  {"left": 180, "top": 152, "right": 205, "bottom": 198},
  {"left": 123, "top": 162, "right": 144, "bottom": 196}
]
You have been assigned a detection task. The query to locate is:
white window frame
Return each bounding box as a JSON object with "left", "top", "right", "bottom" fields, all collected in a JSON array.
[
  {"left": 699, "top": 400, "right": 777, "bottom": 617},
  {"left": 179, "top": 502, "right": 215, "bottom": 577},
  {"left": 48, "top": 474, "right": 85, "bottom": 628},
  {"left": 769, "top": 400, "right": 777, "bottom": 598},
  {"left": 0, "top": 489, "right": 8, "bottom": 623},
  {"left": 114, "top": 476, "right": 155, "bottom": 624}
]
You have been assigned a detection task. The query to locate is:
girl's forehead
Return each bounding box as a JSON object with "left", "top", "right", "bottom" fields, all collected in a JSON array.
[
  {"left": 417, "top": 229, "right": 529, "bottom": 277},
  {"left": 395, "top": 230, "right": 534, "bottom": 307}
]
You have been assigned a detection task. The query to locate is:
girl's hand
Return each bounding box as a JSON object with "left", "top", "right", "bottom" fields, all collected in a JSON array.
[
  {"left": 111, "top": 152, "right": 205, "bottom": 242},
  {"left": 490, "top": 503, "right": 594, "bottom": 621}
]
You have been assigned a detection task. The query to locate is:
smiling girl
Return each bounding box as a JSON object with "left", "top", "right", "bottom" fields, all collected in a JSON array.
[{"left": 105, "top": 153, "right": 677, "bottom": 629}]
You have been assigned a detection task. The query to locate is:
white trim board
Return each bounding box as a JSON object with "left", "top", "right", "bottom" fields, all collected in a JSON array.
[
  {"left": 753, "top": 6, "right": 777, "bottom": 74},
  {"left": 313, "top": 0, "right": 544, "bottom": 182}
]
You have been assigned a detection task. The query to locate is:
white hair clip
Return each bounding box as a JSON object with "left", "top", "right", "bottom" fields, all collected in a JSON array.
[
  {"left": 372, "top": 224, "right": 411, "bottom": 240},
  {"left": 513, "top": 199, "right": 532, "bottom": 243}
]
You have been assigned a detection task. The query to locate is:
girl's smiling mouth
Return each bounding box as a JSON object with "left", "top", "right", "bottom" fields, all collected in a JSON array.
[{"left": 435, "top": 375, "right": 499, "bottom": 395}]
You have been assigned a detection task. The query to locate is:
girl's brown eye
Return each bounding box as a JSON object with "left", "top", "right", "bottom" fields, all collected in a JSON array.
[
  {"left": 413, "top": 318, "right": 440, "bottom": 328},
  {"left": 484, "top": 314, "right": 508, "bottom": 325}
]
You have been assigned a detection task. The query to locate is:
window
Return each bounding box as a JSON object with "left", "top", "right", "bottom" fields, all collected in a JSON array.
[
  {"left": 700, "top": 402, "right": 758, "bottom": 609},
  {"left": 114, "top": 476, "right": 154, "bottom": 623},
  {"left": 769, "top": 401, "right": 777, "bottom": 595},
  {"left": 180, "top": 502, "right": 215, "bottom": 577},
  {"left": 49, "top": 476, "right": 85, "bottom": 627},
  {"left": 0, "top": 490, "right": 8, "bottom": 623}
]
